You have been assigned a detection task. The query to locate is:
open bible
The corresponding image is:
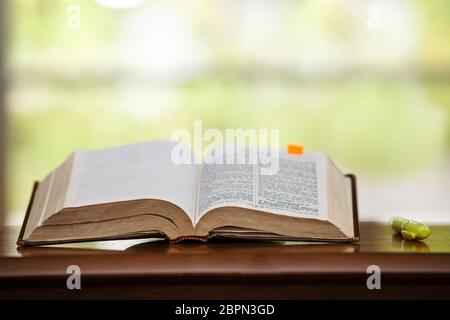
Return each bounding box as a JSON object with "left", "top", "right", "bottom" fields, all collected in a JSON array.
[{"left": 17, "top": 140, "right": 359, "bottom": 246}]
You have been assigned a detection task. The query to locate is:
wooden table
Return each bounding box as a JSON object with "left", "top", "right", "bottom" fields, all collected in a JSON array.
[{"left": 0, "top": 222, "right": 449, "bottom": 299}]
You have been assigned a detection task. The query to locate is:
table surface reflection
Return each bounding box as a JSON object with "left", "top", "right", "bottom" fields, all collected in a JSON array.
[
  {"left": 1, "top": 222, "right": 449, "bottom": 257},
  {"left": 1, "top": 222, "right": 450, "bottom": 299}
]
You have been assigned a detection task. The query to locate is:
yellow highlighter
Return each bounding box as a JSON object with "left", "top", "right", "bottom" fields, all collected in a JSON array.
[{"left": 389, "top": 217, "right": 431, "bottom": 241}]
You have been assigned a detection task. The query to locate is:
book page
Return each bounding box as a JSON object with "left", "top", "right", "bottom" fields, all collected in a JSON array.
[
  {"left": 196, "top": 151, "right": 327, "bottom": 223},
  {"left": 257, "top": 152, "right": 327, "bottom": 219},
  {"left": 64, "top": 140, "right": 198, "bottom": 222},
  {"left": 197, "top": 162, "right": 255, "bottom": 223}
]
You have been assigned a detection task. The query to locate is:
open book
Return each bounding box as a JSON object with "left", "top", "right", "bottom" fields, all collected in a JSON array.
[{"left": 17, "top": 140, "right": 359, "bottom": 246}]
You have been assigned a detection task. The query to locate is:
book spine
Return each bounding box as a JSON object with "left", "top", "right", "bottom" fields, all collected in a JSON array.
[{"left": 169, "top": 236, "right": 208, "bottom": 243}]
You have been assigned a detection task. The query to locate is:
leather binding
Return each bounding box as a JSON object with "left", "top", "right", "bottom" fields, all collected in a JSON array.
[
  {"left": 18, "top": 174, "right": 360, "bottom": 245},
  {"left": 17, "top": 182, "right": 39, "bottom": 246},
  {"left": 346, "top": 173, "right": 360, "bottom": 240}
]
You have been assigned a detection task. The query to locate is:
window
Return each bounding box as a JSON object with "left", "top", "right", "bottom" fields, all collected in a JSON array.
[{"left": 5, "top": 0, "right": 450, "bottom": 224}]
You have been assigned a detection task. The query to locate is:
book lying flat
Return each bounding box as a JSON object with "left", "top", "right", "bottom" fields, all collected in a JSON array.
[{"left": 17, "top": 140, "right": 359, "bottom": 246}]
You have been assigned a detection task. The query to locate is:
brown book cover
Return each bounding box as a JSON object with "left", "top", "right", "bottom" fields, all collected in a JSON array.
[
  {"left": 17, "top": 174, "right": 360, "bottom": 246},
  {"left": 346, "top": 174, "right": 360, "bottom": 240},
  {"left": 17, "top": 182, "right": 39, "bottom": 246}
]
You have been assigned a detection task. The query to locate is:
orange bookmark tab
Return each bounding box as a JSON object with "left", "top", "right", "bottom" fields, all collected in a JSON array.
[{"left": 287, "top": 144, "right": 304, "bottom": 155}]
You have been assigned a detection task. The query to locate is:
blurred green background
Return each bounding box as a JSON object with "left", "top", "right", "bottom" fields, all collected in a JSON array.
[{"left": 5, "top": 0, "right": 450, "bottom": 223}]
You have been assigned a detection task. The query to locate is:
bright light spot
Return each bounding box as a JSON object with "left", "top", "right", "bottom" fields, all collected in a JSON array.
[
  {"left": 118, "top": 3, "right": 208, "bottom": 82},
  {"left": 95, "top": 0, "right": 145, "bottom": 9}
]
